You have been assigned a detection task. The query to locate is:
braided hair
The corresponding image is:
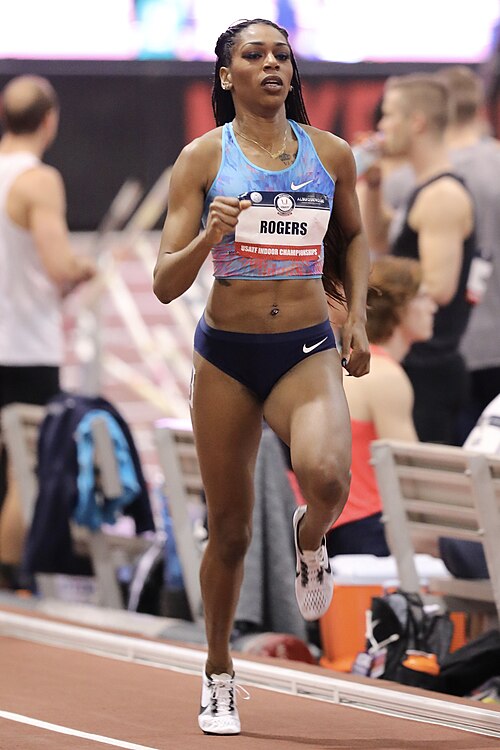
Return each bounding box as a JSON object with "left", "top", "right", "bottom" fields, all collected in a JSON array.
[{"left": 212, "top": 18, "right": 347, "bottom": 304}]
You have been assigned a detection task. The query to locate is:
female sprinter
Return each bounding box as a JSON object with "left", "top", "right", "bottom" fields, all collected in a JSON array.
[{"left": 153, "top": 18, "right": 370, "bottom": 735}]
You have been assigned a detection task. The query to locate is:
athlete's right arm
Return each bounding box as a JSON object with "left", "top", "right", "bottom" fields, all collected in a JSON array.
[
  {"left": 356, "top": 171, "right": 393, "bottom": 256},
  {"left": 22, "top": 166, "right": 96, "bottom": 287},
  {"left": 153, "top": 138, "right": 250, "bottom": 304}
]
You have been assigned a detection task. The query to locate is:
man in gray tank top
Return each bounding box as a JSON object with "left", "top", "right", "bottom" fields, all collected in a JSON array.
[{"left": 437, "top": 66, "right": 500, "bottom": 435}]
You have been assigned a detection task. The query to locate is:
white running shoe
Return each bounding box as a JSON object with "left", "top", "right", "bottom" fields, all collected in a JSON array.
[
  {"left": 293, "top": 505, "right": 334, "bottom": 621},
  {"left": 198, "top": 670, "right": 248, "bottom": 735}
]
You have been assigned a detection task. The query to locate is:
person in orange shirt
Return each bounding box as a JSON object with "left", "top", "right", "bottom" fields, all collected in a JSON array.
[{"left": 325, "top": 256, "right": 436, "bottom": 556}]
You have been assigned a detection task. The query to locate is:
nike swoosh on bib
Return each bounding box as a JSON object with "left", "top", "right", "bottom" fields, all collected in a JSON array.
[
  {"left": 302, "top": 336, "right": 328, "bottom": 354},
  {"left": 291, "top": 179, "right": 314, "bottom": 190}
]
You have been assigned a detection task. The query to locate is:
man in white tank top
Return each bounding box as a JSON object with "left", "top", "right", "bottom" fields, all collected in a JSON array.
[{"left": 0, "top": 75, "right": 96, "bottom": 589}]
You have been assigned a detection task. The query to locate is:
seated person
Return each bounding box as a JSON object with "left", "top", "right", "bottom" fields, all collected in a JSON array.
[
  {"left": 326, "top": 256, "right": 436, "bottom": 556},
  {"left": 439, "top": 392, "right": 500, "bottom": 579},
  {"left": 464, "top": 393, "right": 500, "bottom": 456}
]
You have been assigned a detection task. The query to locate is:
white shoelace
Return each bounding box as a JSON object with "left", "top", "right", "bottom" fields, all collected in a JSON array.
[
  {"left": 300, "top": 545, "right": 328, "bottom": 585},
  {"left": 210, "top": 677, "right": 250, "bottom": 715}
]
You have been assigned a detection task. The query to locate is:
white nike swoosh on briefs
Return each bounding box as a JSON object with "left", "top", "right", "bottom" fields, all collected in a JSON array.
[
  {"left": 291, "top": 179, "right": 314, "bottom": 190},
  {"left": 302, "top": 337, "right": 328, "bottom": 354}
]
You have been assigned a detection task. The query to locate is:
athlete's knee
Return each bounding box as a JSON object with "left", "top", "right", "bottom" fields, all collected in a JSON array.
[
  {"left": 296, "top": 457, "right": 350, "bottom": 511},
  {"left": 207, "top": 519, "right": 252, "bottom": 566}
]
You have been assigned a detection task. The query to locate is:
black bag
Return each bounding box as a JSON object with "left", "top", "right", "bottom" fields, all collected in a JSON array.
[
  {"left": 438, "top": 629, "right": 500, "bottom": 696},
  {"left": 352, "top": 589, "right": 454, "bottom": 690}
]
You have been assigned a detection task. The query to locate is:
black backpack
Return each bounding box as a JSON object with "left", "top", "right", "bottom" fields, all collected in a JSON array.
[
  {"left": 438, "top": 629, "right": 500, "bottom": 696},
  {"left": 352, "top": 589, "right": 454, "bottom": 690}
]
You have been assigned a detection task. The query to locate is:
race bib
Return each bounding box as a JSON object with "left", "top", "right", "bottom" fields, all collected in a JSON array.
[{"left": 235, "top": 190, "right": 331, "bottom": 262}]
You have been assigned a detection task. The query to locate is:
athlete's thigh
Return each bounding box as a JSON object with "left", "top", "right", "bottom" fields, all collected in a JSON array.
[
  {"left": 191, "top": 352, "right": 264, "bottom": 521},
  {"left": 263, "top": 349, "right": 351, "bottom": 473}
]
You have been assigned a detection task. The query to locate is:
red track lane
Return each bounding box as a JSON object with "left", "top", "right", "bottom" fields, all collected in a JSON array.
[{"left": 0, "top": 636, "right": 499, "bottom": 750}]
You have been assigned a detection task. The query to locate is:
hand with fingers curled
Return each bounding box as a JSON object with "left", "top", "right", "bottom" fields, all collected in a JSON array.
[
  {"left": 340, "top": 317, "right": 371, "bottom": 377},
  {"left": 205, "top": 196, "right": 252, "bottom": 246}
]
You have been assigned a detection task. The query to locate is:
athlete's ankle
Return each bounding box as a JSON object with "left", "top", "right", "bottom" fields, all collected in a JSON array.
[{"left": 205, "top": 660, "right": 233, "bottom": 677}]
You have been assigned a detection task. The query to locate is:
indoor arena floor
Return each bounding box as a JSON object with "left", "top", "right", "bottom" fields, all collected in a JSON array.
[{"left": 0, "top": 603, "right": 498, "bottom": 750}]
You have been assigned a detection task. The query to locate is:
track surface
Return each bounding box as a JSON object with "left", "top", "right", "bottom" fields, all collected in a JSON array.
[{"left": 1, "top": 633, "right": 499, "bottom": 750}]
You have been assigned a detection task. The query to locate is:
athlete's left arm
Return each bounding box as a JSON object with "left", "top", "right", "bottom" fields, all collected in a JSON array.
[{"left": 319, "top": 132, "right": 371, "bottom": 378}]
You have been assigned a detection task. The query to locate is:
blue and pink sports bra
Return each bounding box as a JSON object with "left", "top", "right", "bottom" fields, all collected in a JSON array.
[{"left": 202, "top": 120, "right": 336, "bottom": 280}]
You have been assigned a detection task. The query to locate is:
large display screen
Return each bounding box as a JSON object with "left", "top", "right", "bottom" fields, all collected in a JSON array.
[{"left": 0, "top": 0, "right": 498, "bottom": 63}]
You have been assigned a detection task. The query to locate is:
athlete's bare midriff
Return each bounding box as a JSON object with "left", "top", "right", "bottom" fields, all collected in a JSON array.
[{"left": 205, "top": 276, "right": 329, "bottom": 333}]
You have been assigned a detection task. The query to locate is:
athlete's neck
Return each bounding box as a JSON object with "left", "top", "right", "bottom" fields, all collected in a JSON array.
[
  {"left": 0, "top": 132, "right": 44, "bottom": 158},
  {"left": 409, "top": 138, "right": 451, "bottom": 183},
  {"left": 232, "top": 113, "right": 289, "bottom": 144},
  {"left": 444, "top": 121, "right": 484, "bottom": 150}
]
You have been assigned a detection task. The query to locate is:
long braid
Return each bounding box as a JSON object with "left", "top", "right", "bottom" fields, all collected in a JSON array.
[{"left": 212, "top": 19, "right": 346, "bottom": 304}]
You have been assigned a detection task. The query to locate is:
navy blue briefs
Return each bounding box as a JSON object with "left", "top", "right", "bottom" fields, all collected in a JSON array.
[{"left": 194, "top": 315, "right": 336, "bottom": 401}]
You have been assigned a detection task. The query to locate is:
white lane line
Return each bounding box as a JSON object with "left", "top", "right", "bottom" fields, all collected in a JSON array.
[{"left": 0, "top": 710, "right": 159, "bottom": 750}]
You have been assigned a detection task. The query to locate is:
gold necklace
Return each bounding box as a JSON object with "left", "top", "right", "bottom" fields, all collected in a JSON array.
[{"left": 233, "top": 126, "right": 288, "bottom": 160}]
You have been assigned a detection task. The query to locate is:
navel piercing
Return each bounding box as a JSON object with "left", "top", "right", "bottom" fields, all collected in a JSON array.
[{"left": 270, "top": 305, "right": 280, "bottom": 316}]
